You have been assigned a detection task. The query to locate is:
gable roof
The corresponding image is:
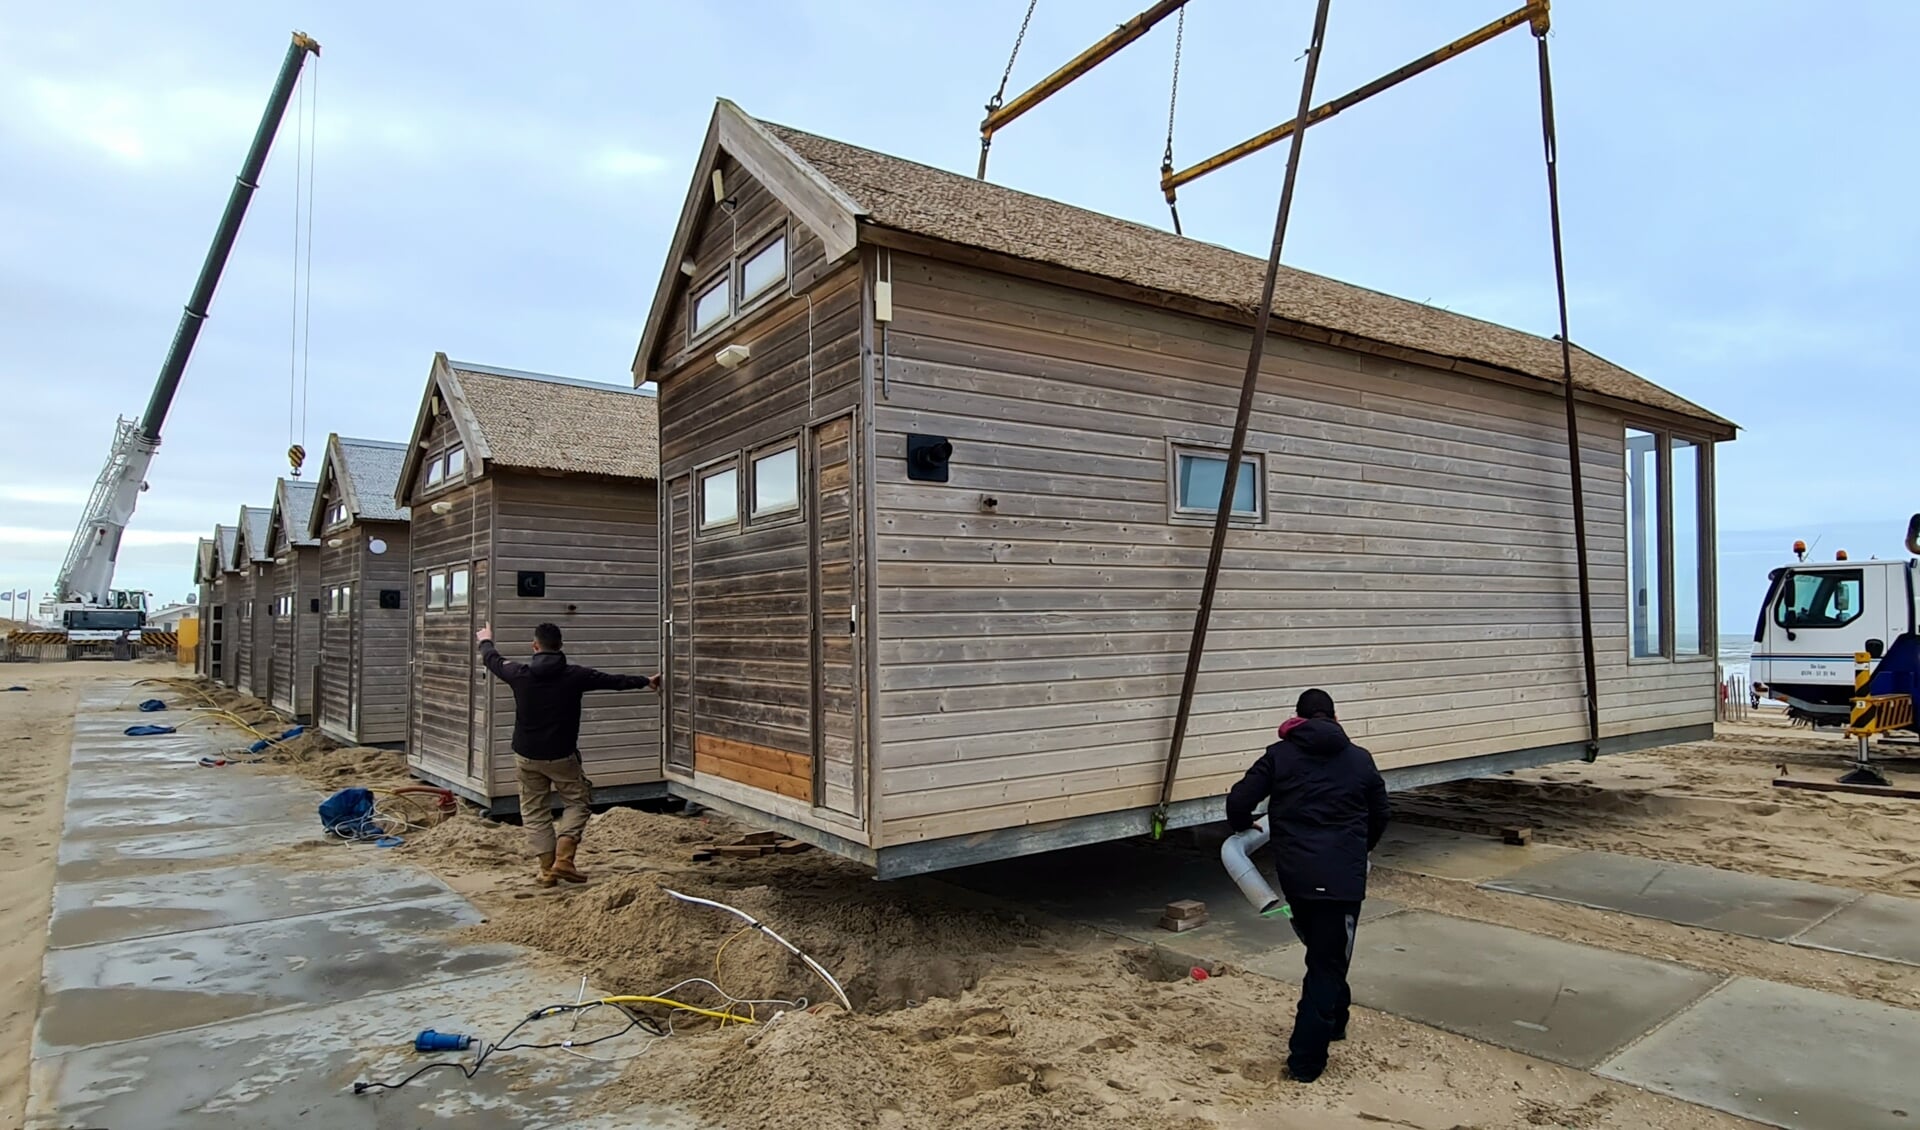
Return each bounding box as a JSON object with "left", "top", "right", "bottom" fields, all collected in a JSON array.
[
  {"left": 237, "top": 506, "right": 273, "bottom": 565},
  {"left": 214, "top": 524, "right": 239, "bottom": 573},
  {"left": 269, "top": 479, "right": 319, "bottom": 553},
  {"left": 308, "top": 433, "right": 409, "bottom": 537},
  {"left": 637, "top": 99, "right": 1728, "bottom": 431},
  {"left": 397, "top": 353, "right": 658, "bottom": 504},
  {"left": 193, "top": 537, "right": 217, "bottom": 585}
]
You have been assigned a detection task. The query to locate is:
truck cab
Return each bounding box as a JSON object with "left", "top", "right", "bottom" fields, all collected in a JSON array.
[{"left": 1752, "top": 556, "right": 1918, "bottom": 722}]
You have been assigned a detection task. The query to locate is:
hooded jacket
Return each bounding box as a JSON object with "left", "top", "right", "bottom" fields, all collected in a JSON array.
[
  {"left": 1225, "top": 718, "right": 1390, "bottom": 903},
  {"left": 480, "top": 641, "right": 653, "bottom": 760}
]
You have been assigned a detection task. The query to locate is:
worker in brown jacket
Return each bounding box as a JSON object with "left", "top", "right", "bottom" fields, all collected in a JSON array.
[{"left": 476, "top": 622, "right": 659, "bottom": 887}]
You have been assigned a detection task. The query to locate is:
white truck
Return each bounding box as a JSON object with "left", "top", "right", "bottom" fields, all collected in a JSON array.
[{"left": 1750, "top": 516, "right": 1920, "bottom": 724}]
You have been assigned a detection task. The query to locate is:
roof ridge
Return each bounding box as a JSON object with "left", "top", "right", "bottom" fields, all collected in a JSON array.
[{"left": 448, "top": 360, "right": 648, "bottom": 395}]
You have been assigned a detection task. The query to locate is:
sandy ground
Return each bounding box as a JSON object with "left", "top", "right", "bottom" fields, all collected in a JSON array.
[
  {"left": 0, "top": 661, "right": 148, "bottom": 1125},
  {"left": 22, "top": 678, "right": 1920, "bottom": 1129}
]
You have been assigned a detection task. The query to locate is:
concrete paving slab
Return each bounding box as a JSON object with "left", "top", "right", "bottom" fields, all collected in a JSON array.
[
  {"left": 49, "top": 860, "right": 454, "bottom": 948},
  {"left": 26, "top": 967, "right": 689, "bottom": 1130},
  {"left": 1599, "top": 977, "right": 1920, "bottom": 1130},
  {"left": 1792, "top": 893, "right": 1920, "bottom": 967},
  {"left": 56, "top": 819, "right": 320, "bottom": 883},
  {"left": 946, "top": 838, "right": 1402, "bottom": 983},
  {"left": 1372, "top": 824, "right": 1576, "bottom": 882},
  {"left": 57, "top": 786, "right": 314, "bottom": 840},
  {"left": 1349, "top": 910, "right": 1724, "bottom": 1068},
  {"left": 66, "top": 760, "right": 307, "bottom": 805},
  {"left": 36, "top": 893, "right": 517, "bottom": 1054},
  {"left": 1482, "top": 851, "right": 1860, "bottom": 941}
]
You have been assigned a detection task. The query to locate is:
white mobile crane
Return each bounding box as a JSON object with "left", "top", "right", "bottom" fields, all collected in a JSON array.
[{"left": 38, "top": 32, "right": 320, "bottom": 648}]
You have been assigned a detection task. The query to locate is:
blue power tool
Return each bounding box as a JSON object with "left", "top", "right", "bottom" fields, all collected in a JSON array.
[{"left": 414, "top": 1029, "right": 473, "bottom": 1053}]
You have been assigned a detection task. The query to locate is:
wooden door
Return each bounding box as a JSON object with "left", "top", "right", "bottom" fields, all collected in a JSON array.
[
  {"left": 808, "top": 414, "right": 861, "bottom": 817},
  {"left": 664, "top": 474, "right": 694, "bottom": 773}
]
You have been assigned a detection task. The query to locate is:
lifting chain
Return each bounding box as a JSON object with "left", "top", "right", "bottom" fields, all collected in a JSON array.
[
  {"left": 987, "top": 0, "right": 1041, "bottom": 113},
  {"left": 1162, "top": 6, "right": 1186, "bottom": 234}
]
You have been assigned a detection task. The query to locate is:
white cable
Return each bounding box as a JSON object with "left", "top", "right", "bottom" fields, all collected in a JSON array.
[{"left": 663, "top": 889, "right": 852, "bottom": 1011}]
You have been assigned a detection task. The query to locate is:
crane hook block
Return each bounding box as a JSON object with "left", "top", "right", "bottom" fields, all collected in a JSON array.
[{"left": 288, "top": 444, "right": 306, "bottom": 476}]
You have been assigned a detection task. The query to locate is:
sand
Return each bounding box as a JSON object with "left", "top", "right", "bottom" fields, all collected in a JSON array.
[{"left": 0, "top": 661, "right": 127, "bottom": 1125}]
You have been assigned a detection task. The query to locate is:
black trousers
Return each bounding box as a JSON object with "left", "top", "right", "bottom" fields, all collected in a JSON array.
[{"left": 1286, "top": 898, "right": 1361, "bottom": 1072}]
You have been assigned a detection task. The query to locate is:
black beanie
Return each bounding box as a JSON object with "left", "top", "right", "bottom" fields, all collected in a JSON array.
[{"left": 1295, "top": 688, "right": 1336, "bottom": 720}]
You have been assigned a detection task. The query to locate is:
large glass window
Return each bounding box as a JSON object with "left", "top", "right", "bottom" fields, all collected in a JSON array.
[
  {"left": 1774, "top": 569, "right": 1863, "bottom": 631},
  {"left": 1671, "top": 437, "right": 1705, "bottom": 655},
  {"left": 751, "top": 446, "right": 799, "bottom": 518},
  {"left": 700, "top": 464, "right": 739, "bottom": 530},
  {"left": 1625, "top": 428, "right": 1664, "bottom": 658},
  {"left": 1174, "top": 447, "right": 1262, "bottom": 520}
]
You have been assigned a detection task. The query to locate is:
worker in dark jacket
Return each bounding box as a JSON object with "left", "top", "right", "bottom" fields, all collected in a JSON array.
[
  {"left": 1226, "top": 688, "right": 1390, "bottom": 1083},
  {"left": 477, "top": 622, "right": 658, "bottom": 887}
]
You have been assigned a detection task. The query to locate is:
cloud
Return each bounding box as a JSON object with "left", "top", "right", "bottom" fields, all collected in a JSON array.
[
  {"left": 586, "top": 145, "right": 670, "bottom": 180},
  {"left": 0, "top": 526, "right": 205, "bottom": 547},
  {"left": 14, "top": 76, "right": 260, "bottom": 166},
  {"left": 0, "top": 483, "right": 88, "bottom": 506}
]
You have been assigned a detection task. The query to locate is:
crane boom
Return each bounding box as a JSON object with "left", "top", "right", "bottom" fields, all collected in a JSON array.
[{"left": 54, "top": 31, "right": 320, "bottom": 610}]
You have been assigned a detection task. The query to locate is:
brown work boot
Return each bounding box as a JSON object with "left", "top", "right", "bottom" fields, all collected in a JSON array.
[
  {"left": 536, "top": 852, "right": 558, "bottom": 888},
  {"left": 552, "top": 836, "right": 588, "bottom": 883}
]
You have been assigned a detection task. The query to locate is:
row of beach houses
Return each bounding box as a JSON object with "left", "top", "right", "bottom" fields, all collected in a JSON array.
[{"left": 192, "top": 101, "right": 1733, "bottom": 877}]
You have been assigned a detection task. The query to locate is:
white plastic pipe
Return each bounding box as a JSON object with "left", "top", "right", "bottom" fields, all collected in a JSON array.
[{"left": 1221, "top": 816, "right": 1290, "bottom": 918}]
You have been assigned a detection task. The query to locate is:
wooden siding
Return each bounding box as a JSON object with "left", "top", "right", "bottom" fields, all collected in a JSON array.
[
  {"left": 868, "top": 254, "right": 1715, "bottom": 845},
  {"left": 247, "top": 564, "right": 274, "bottom": 701},
  {"left": 270, "top": 546, "right": 321, "bottom": 718},
  {"left": 655, "top": 152, "right": 833, "bottom": 380},
  {"left": 407, "top": 407, "right": 491, "bottom": 794},
  {"left": 315, "top": 518, "right": 410, "bottom": 745},
  {"left": 487, "top": 473, "right": 660, "bottom": 796},
  {"left": 655, "top": 182, "right": 866, "bottom": 836}
]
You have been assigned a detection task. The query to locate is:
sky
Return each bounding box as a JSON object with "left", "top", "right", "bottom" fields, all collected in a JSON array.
[{"left": 2, "top": 1, "right": 1914, "bottom": 629}]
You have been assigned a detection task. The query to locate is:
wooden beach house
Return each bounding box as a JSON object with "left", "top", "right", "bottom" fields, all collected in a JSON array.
[
  {"left": 266, "top": 479, "right": 322, "bottom": 721},
  {"left": 233, "top": 505, "right": 274, "bottom": 699},
  {"left": 307, "top": 434, "right": 412, "bottom": 745},
  {"left": 192, "top": 535, "right": 218, "bottom": 679},
  {"left": 396, "top": 354, "right": 663, "bottom": 810},
  {"left": 631, "top": 101, "right": 1736, "bottom": 877},
  {"left": 212, "top": 523, "right": 242, "bottom": 688}
]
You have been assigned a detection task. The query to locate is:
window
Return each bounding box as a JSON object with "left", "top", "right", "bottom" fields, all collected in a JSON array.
[
  {"left": 1671, "top": 437, "right": 1705, "bottom": 655},
  {"left": 1774, "top": 569, "right": 1863, "bottom": 631},
  {"left": 1172, "top": 446, "right": 1263, "bottom": 520},
  {"left": 692, "top": 276, "right": 729, "bottom": 337},
  {"left": 341, "top": 583, "right": 352, "bottom": 615},
  {"left": 739, "top": 234, "right": 787, "bottom": 303},
  {"left": 1625, "top": 428, "right": 1664, "bottom": 659},
  {"left": 427, "top": 572, "right": 447, "bottom": 610},
  {"left": 426, "top": 458, "right": 445, "bottom": 487},
  {"left": 751, "top": 446, "right": 799, "bottom": 518},
  {"left": 700, "top": 464, "right": 739, "bottom": 529},
  {"left": 446, "top": 447, "right": 466, "bottom": 478},
  {"left": 449, "top": 568, "right": 470, "bottom": 610},
  {"left": 326, "top": 502, "right": 346, "bottom": 528}
]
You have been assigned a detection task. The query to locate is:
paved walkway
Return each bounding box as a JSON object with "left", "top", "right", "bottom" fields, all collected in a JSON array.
[
  {"left": 954, "top": 827, "right": 1920, "bottom": 1130},
  {"left": 27, "top": 683, "right": 674, "bottom": 1129}
]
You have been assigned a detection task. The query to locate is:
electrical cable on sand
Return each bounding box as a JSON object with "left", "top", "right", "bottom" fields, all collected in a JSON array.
[{"left": 664, "top": 888, "right": 852, "bottom": 1011}]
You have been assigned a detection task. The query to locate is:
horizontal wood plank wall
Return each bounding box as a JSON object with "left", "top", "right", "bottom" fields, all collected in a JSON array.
[
  {"left": 223, "top": 573, "right": 247, "bottom": 690},
  {"left": 869, "top": 254, "right": 1714, "bottom": 845},
  {"left": 317, "top": 520, "right": 358, "bottom": 740},
  {"left": 270, "top": 546, "right": 320, "bottom": 717},
  {"left": 408, "top": 425, "right": 491, "bottom": 794},
  {"left": 209, "top": 575, "right": 231, "bottom": 683},
  {"left": 248, "top": 565, "right": 274, "bottom": 702},
  {"left": 487, "top": 473, "right": 661, "bottom": 796},
  {"left": 657, "top": 223, "right": 865, "bottom": 837},
  {"left": 357, "top": 520, "right": 411, "bottom": 744}
]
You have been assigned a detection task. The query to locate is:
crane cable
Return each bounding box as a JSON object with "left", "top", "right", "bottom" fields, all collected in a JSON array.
[
  {"left": 286, "top": 59, "right": 319, "bottom": 478},
  {"left": 1161, "top": 6, "right": 1186, "bottom": 234},
  {"left": 978, "top": 0, "right": 1040, "bottom": 175}
]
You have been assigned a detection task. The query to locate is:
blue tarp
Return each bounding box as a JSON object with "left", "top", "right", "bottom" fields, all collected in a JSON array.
[
  {"left": 319, "top": 787, "right": 382, "bottom": 840},
  {"left": 124, "top": 724, "right": 176, "bottom": 736},
  {"left": 4, "top": 686, "right": 27, "bottom": 692},
  {"left": 138, "top": 699, "right": 167, "bottom": 712},
  {"left": 248, "top": 725, "right": 305, "bottom": 754}
]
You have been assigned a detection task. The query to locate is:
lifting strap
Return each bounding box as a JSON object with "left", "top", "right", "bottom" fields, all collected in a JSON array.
[
  {"left": 1532, "top": 21, "right": 1603, "bottom": 760},
  {"left": 1152, "top": 0, "right": 1333, "bottom": 838}
]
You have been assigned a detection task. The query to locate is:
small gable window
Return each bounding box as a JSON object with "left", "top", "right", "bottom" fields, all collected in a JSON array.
[
  {"left": 692, "top": 276, "right": 729, "bottom": 337},
  {"left": 425, "top": 459, "right": 445, "bottom": 488},
  {"left": 739, "top": 234, "right": 787, "bottom": 303},
  {"left": 446, "top": 447, "right": 466, "bottom": 478}
]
